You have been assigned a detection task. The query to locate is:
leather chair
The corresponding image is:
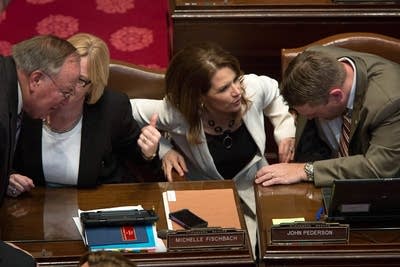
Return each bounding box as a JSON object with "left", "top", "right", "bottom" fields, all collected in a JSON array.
[
  {"left": 107, "top": 61, "right": 189, "bottom": 181},
  {"left": 281, "top": 32, "right": 400, "bottom": 77},
  {"left": 107, "top": 60, "right": 166, "bottom": 182},
  {"left": 107, "top": 59, "right": 165, "bottom": 99}
]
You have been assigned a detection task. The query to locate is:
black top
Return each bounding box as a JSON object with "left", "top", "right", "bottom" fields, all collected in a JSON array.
[{"left": 206, "top": 123, "right": 258, "bottom": 179}]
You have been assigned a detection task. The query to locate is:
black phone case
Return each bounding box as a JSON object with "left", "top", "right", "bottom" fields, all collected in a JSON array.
[{"left": 169, "top": 208, "right": 208, "bottom": 229}]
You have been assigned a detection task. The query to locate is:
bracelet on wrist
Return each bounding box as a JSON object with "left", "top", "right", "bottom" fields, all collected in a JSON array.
[{"left": 142, "top": 151, "right": 157, "bottom": 161}]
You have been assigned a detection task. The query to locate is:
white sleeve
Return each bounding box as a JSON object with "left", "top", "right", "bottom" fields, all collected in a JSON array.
[
  {"left": 131, "top": 98, "right": 173, "bottom": 159},
  {"left": 245, "top": 74, "right": 296, "bottom": 143}
]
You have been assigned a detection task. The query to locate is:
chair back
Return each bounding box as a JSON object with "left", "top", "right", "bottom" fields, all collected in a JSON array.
[
  {"left": 281, "top": 32, "right": 400, "bottom": 77},
  {"left": 108, "top": 60, "right": 165, "bottom": 99}
]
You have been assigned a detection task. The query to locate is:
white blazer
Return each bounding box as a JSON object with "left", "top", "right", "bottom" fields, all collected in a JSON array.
[{"left": 131, "top": 74, "right": 295, "bottom": 214}]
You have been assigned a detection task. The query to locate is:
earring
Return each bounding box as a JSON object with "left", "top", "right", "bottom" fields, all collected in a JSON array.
[{"left": 198, "top": 102, "right": 204, "bottom": 116}]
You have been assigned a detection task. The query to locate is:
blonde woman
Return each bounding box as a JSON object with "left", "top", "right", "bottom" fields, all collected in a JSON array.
[{"left": 9, "top": 33, "right": 160, "bottom": 192}]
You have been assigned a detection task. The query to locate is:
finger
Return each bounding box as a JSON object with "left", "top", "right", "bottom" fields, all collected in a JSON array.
[
  {"left": 279, "top": 152, "right": 290, "bottom": 163},
  {"left": 166, "top": 166, "right": 173, "bottom": 182},
  {"left": 178, "top": 157, "right": 188, "bottom": 172},
  {"left": 141, "top": 127, "right": 161, "bottom": 145},
  {"left": 255, "top": 166, "right": 271, "bottom": 179},
  {"left": 149, "top": 113, "right": 158, "bottom": 127},
  {"left": 256, "top": 172, "right": 279, "bottom": 186},
  {"left": 12, "top": 182, "right": 24, "bottom": 193},
  {"left": 290, "top": 150, "right": 295, "bottom": 161},
  {"left": 17, "top": 176, "right": 35, "bottom": 191},
  {"left": 162, "top": 159, "right": 173, "bottom": 182},
  {"left": 20, "top": 181, "right": 34, "bottom": 191},
  {"left": 172, "top": 162, "right": 184, "bottom": 177},
  {"left": 255, "top": 173, "right": 271, "bottom": 184},
  {"left": 138, "top": 136, "right": 150, "bottom": 149},
  {"left": 262, "top": 178, "right": 279, "bottom": 187}
]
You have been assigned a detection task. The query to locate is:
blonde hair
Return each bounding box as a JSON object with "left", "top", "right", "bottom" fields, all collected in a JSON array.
[{"left": 67, "top": 33, "right": 110, "bottom": 104}]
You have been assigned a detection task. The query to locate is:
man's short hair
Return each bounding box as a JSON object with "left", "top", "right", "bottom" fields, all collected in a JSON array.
[{"left": 280, "top": 49, "right": 346, "bottom": 107}]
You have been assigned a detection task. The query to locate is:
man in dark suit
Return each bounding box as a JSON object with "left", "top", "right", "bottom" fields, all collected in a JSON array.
[
  {"left": 255, "top": 46, "right": 400, "bottom": 187},
  {"left": 0, "top": 35, "right": 80, "bottom": 266}
]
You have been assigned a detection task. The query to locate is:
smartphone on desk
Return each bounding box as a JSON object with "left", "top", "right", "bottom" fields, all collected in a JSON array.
[{"left": 169, "top": 208, "right": 208, "bottom": 229}]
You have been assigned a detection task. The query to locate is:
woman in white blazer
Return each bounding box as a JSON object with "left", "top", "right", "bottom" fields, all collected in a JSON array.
[{"left": 131, "top": 42, "right": 295, "bottom": 256}]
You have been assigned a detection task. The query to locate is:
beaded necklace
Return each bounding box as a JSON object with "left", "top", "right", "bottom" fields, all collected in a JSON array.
[{"left": 207, "top": 119, "right": 235, "bottom": 149}]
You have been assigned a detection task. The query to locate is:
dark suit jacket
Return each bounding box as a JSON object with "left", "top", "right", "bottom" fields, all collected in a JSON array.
[
  {"left": 0, "top": 241, "right": 36, "bottom": 267},
  {"left": 294, "top": 46, "right": 400, "bottom": 187},
  {"left": 14, "top": 89, "right": 149, "bottom": 187},
  {"left": 0, "top": 56, "right": 18, "bottom": 205},
  {"left": 0, "top": 57, "right": 36, "bottom": 266}
]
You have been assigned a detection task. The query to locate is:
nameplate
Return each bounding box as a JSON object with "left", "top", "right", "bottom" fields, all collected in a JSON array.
[
  {"left": 166, "top": 228, "right": 246, "bottom": 250},
  {"left": 271, "top": 222, "right": 349, "bottom": 243}
]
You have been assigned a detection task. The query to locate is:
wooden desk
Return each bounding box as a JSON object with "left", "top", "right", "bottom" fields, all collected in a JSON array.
[
  {"left": 0, "top": 181, "right": 254, "bottom": 267},
  {"left": 170, "top": 0, "right": 400, "bottom": 81},
  {"left": 255, "top": 183, "right": 400, "bottom": 266}
]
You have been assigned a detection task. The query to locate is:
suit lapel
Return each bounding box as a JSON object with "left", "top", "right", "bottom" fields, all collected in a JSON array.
[
  {"left": 6, "top": 58, "right": 18, "bottom": 171},
  {"left": 345, "top": 56, "right": 368, "bottom": 142},
  {"left": 78, "top": 104, "right": 97, "bottom": 186},
  {"left": 77, "top": 104, "right": 102, "bottom": 187}
]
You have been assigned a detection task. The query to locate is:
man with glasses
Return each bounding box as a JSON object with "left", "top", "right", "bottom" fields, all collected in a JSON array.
[
  {"left": 12, "top": 33, "right": 160, "bottom": 192},
  {"left": 0, "top": 34, "right": 80, "bottom": 266}
]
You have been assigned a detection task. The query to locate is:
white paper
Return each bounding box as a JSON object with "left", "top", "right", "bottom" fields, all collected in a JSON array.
[{"left": 162, "top": 192, "right": 173, "bottom": 230}]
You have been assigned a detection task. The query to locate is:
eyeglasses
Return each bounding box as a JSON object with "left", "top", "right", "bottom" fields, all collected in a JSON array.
[
  {"left": 77, "top": 77, "right": 91, "bottom": 88},
  {"left": 42, "top": 71, "right": 75, "bottom": 100}
]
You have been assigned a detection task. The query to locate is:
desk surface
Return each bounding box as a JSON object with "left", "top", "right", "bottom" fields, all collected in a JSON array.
[
  {"left": 255, "top": 183, "right": 400, "bottom": 266},
  {"left": 0, "top": 181, "right": 253, "bottom": 267}
]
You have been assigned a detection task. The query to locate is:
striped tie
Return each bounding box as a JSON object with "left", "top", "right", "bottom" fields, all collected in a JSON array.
[{"left": 338, "top": 110, "right": 351, "bottom": 157}]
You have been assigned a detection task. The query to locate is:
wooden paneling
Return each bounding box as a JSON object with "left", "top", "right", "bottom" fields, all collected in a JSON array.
[{"left": 170, "top": 0, "right": 400, "bottom": 80}]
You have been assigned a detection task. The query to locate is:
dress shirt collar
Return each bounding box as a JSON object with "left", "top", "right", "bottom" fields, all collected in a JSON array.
[
  {"left": 338, "top": 57, "right": 356, "bottom": 112},
  {"left": 17, "top": 81, "right": 23, "bottom": 115}
]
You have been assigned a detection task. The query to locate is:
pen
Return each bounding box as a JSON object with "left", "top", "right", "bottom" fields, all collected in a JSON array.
[{"left": 315, "top": 207, "right": 324, "bottom": 221}]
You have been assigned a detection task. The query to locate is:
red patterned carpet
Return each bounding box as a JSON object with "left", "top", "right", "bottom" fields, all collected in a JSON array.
[{"left": 0, "top": 0, "right": 170, "bottom": 70}]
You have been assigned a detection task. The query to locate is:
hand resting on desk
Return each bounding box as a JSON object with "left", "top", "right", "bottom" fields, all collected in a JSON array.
[
  {"left": 255, "top": 163, "right": 307, "bottom": 186},
  {"left": 7, "top": 173, "right": 35, "bottom": 198},
  {"left": 162, "top": 149, "right": 188, "bottom": 181}
]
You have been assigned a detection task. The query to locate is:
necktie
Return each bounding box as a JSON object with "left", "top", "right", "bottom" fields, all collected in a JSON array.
[
  {"left": 15, "top": 112, "right": 23, "bottom": 151},
  {"left": 338, "top": 110, "right": 351, "bottom": 157}
]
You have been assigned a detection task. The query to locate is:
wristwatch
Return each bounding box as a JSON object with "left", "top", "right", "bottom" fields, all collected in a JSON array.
[{"left": 304, "top": 162, "right": 314, "bottom": 182}]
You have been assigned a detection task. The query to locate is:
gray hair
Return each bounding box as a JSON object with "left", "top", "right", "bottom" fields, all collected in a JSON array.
[{"left": 12, "top": 35, "right": 78, "bottom": 76}]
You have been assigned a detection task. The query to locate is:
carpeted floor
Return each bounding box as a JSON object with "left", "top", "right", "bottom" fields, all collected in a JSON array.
[{"left": 0, "top": 0, "right": 170, "bottom": 69}]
